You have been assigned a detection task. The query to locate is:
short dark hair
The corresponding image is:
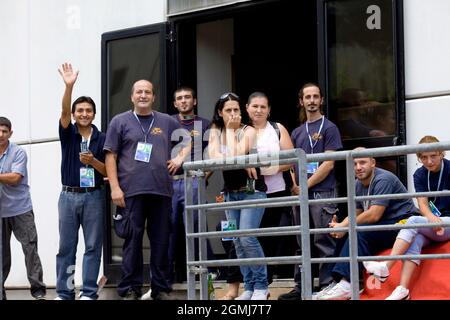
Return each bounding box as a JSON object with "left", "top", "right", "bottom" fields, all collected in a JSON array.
[
  {"left": 72, "top": 96, "right": 96, "bottom": 114},
  {"left": 0, "top": 116, "right": 12, "bottom": 130},
  {"left": 174, "top": 86, "right": 196, "bottom": 100}
]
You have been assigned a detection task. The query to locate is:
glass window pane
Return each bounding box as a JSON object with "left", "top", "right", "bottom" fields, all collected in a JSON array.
[
  {"left": 327, "top": 0, "right": 396, "bottom": 141},
  {"left": 107, "top": 33, "right": 161, "bottom": 119}
]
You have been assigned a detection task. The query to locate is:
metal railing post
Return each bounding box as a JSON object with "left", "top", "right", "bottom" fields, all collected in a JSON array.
[
  {"left": 345, "top": 152, "right": 360, "bottom": 300},
  {"left": 197, "top": 171, "right": 208, "bottom": 300},
  {"left": 296, "top": 149, "right": 313, "bottom": 300},
  {"left": 0, "top": 184, "right": 3, "bottom": 299},
  {"left": 184, "top": 172, "right": 196, "bottom": 300}
]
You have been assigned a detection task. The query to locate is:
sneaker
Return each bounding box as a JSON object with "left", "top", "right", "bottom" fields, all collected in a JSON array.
[
  {"left": 312, "top": 281, "right": 337, "bottom": 300},
  {"left": 277, "top": 289, "right": 302, "bottom": 301},
  {"left": 79, "top": 296, "right": 95, "bottom": 300},
  {"left": 153, "top": 292, "right": 178, "bottom": 300},
  {"left": 54, "top": 296, "right": 64, "bottom": 300},
  {"left": 122, "top": 290, "right": 141, "bottom": 300},
  {"left": 32, "top": 290, "right": 47, "bottom": 300},
  {"left": 385, "top": 286, "right": 410, "bottom": 300},
  {"left": 235, "top": 290, "right": 253, "bottom": 300},
  {"left": 317, "top": 280, "right": 351, "bottom": 300},
  {"left": 251, "top": 289, "right": 270, "bottom": 300},
  {"left": 140, "top": 289, "right": 152, "bottom": 300},
  {"left": 363, "top": 261, "right": 390, "bottom": 282}
]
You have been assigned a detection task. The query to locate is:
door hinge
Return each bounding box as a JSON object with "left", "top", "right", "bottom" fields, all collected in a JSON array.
[{"left": 166, "top": 30, "right": 176, "bottom": 42}]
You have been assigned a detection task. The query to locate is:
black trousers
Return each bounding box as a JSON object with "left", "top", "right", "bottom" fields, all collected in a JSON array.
[{"left": 117, "top": 194, "right": 171, "bottom": 298}]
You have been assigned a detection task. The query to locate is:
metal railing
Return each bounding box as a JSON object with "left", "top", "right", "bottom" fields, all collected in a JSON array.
[
  {"left": 1, "top": 184, "right": 3, "bottom": 299},
  {"left": 182, "top": 141, "right": 450, "bottom": 300}
]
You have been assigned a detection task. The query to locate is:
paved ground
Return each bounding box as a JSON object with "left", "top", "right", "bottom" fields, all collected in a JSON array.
[{"left": 3, "top": 279, "right": 296, "bottom": 300}]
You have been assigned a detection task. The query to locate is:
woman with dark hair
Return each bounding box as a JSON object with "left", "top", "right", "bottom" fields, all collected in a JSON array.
[{"left": 208, "top": 92, "right": 269, "bottom": 300}]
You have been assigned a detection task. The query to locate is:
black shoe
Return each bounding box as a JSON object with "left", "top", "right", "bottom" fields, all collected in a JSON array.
[
  {"left": 122, "top": 290, "right": 141, "bottom": 300},
  {"left": 278, "top": 289, "right": 302, "bottom": 300},
  {"left": 153, "top": 292, "right": 178, "bottom": 300},
  {"left": 32, "top": 289, "right": 47, "bottom": 300}
]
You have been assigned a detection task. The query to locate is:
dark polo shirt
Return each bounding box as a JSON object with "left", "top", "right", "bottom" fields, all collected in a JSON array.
[
  {"left": 104, "top": 110, "right": 188, "bottom": 198},
  {"left": 291, "top": 117, "right": 343, "bottom": 192},
  {"left": 171, "top": 114, "right": 210, "bottom": 175},
  {"left": 59, "top": 122, "right": 106, "bottom": 187}
]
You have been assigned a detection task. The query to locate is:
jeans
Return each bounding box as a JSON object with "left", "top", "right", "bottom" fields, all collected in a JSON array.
[
  {"left": 168, "top": 178, "right": 198, "bottom": 282},
  {"left": 56, "top": 189, "right": 105, "bottom": 300},
  {"left": 225, "top": 191, "right": 268, "bottom": 291},
  {"left": 398, "top": 216, "right": 450, "bottom": 265}
]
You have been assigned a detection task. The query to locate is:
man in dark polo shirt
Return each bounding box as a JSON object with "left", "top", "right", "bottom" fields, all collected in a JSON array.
[
  {"left": 104, "top": 79, "right": 190, "bottom": 300},
  {"left": 1, "top": 117, "right": 47, "bottom": 300},
  {"left": 167, "top": 86, "right": 210, "bottom": 285},
  {"left": 56, "top": 63, "right": 106, "bottom": 300},
  {"left": 279, "top": 82, "right": 343, "bottom": 300}
]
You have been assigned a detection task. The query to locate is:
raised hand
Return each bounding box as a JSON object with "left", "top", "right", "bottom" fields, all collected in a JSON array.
[{"left": 58, "top": 62, "right": 79, "bottom": 86}]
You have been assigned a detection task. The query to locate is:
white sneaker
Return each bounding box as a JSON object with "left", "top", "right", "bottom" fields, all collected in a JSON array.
[
  {"left": 317, "top": 280, "right": 351, "bottom": 300},
  {"left": 235, "top": 290, "right": 253, "bottom": 300},
  {"left": 79, "top": 296, "right": 94, "bottom": 300},
  {"left": 312, "top": 281, "right": 337, "bottom": 300},
  {"left": 363, "top": 261, "right": 390, "bottom": 282},
  {"left": 54, "top": 296, "right": 64, "bottom": 300},
  {"left": 140, "top": 289, "right": 152, "bottom": 300},
  {"left": 385, "top": 286, "right": 410, "bottom": 300},
  {"left": 251, "top": 289, "right": 270, "bottom": 300}
]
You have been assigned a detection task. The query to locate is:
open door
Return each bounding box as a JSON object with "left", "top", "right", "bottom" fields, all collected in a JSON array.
[
  {"left": 317, "top": 0, "right": 406, "bottom": 196},
  {"left": 101, "top": 22, "right": 172, "bottom": 283}
]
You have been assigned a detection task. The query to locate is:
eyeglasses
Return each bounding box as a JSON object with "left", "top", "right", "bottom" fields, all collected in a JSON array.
[{"left": 219, "top": 92, "right": 239, "bottom": 101}]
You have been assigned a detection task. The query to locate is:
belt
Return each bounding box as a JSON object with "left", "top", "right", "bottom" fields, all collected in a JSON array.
[
  {"left": 172, "top": 174, "right": 184, "bottom": 181},
  {"left": 62, "top": 185, "right": 102, "bottom": 193}
]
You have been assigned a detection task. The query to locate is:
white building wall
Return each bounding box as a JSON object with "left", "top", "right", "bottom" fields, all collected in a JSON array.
[
  {"left": 0, "top": 0, "right": 166, "bottom": 288},
  {"left": 2, "top": 0, "right": 450, "bottom": 290},
  {"left": 404, "top": 0, "right": 450, "bottom": 191}
]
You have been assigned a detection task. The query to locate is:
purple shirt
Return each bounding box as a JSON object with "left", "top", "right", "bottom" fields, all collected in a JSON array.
[
  {"left": 291, "top": 117, "right": 343, "bottom": 191},
  {"left": 104, "top": 110, "right": 188, "bottom": 198}
]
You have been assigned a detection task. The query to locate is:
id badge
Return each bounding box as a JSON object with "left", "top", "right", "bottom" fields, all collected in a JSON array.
[
  {"left": 221, "top": 219, "right": 237, "bottom": 241},
  {"left": 134, "top": 142, "right": 152, "bottom": 163},
  {"left": 80, "top": 167, "right": 95, "bottom": 187},
  {"left": 307, "top": 162, "right": 319, "bottom": 174}
]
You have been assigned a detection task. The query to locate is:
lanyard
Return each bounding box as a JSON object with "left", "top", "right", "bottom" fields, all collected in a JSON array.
[
  {"left": 305, "top": 116, "right": 324, "bottom": 154},
  {"left": 428, "top": 160, "right": 444, "bottom": 202},
  {"left": 0, "top": 143, "right": 10, "bottom": 174},
  {"left": 133, "top": 111, "right": 155, "bottom": 143},
  {"left": 81, "top": 128, "right": 93, "bottom": 149},
  {"left": 363, "top": 174, "right": 375, "bottom": 212}
]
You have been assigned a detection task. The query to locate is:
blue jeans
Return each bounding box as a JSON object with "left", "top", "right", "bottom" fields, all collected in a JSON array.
[
  {"left": 168, "top": 178, "right": 198, "bottom": 281},
  {"left": 226, "top": 191, "right": 268, "bottom": 291},
  {"left": 56, "top": 189, "right": 105, "bottom": 300}
]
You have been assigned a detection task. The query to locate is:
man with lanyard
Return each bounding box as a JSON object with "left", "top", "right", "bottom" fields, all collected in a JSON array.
[
  {"left": 0, "top": 117, "right": 47, "bottom": 300},
  {"left": 167, "top": 87, "right": 210, "bottom": 285},
  {"left": 56, "top": 63, "right": 107, "bottom": 300},
  {"left": 278, "top": 82, "right": 343, "bottom": 300},
  {"left": 104, "top": 80, "right": 191, "bottom": 300},
  {"left": 315, "top": 150, "right": 419, "bottom": 299}
]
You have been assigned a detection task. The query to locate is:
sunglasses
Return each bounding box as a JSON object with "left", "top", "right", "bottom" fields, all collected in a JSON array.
[{"left": 219, "top": 92, "right": 239, "bottom": 101}]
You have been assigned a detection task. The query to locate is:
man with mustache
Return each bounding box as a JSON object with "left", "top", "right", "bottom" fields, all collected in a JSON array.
[{"left": 279, "top": 83, "right": 343, "bottom": 300}]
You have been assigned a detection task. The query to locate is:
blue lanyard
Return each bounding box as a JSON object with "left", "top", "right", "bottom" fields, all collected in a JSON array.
[
  {"left": 133, "top": 111, "right": 155, "bottom": 143},
  {"left": 0, "top": 143, "right": 10, "bottom": 174},
  {"left": 305, "top": 116, "right": 324, "bottom": 154},
  {"left": 428, "top": 160, "right": 444, "bottom": 202}
]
